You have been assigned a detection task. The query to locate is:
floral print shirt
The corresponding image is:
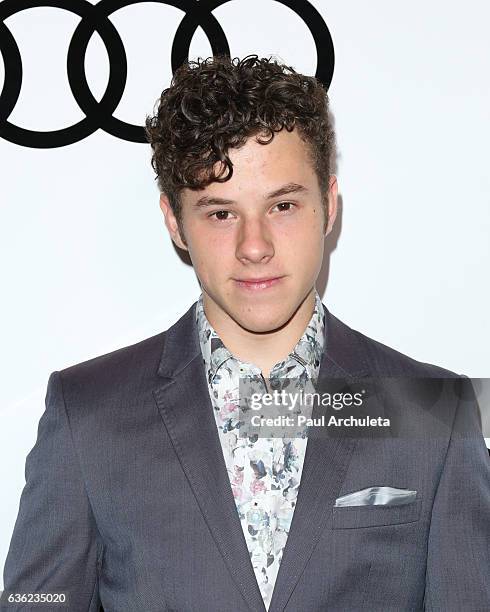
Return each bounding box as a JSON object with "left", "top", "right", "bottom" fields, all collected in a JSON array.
[{"left": 195, "top": 291, "right": 326, "bottom": 609}]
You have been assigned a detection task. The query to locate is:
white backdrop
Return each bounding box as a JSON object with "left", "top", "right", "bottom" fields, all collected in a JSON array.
[{"left": 1, "top": 0, "right": 489, "bottom": 586}]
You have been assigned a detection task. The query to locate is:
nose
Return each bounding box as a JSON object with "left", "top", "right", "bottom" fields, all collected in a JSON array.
[{"left": 235, "top": 216, "right": 274, "bottom": 265}]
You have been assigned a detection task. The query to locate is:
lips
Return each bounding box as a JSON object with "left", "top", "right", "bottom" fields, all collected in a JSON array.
[{"left": 234, "top": 276, "right": 284, "bottom": 290}]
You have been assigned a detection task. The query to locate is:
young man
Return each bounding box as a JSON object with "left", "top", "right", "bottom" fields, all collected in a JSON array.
[{"left": 2, "top": 56, "right": 489, "bottom": 612}]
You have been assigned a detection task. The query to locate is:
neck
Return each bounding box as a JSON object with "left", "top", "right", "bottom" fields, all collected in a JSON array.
[{"left": 202, "top": 289, "right": 316, "bottom": 378}]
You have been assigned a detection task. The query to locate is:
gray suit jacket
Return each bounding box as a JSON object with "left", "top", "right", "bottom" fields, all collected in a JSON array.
[{"left": 2, "top": 302, "right": 490, "bottom": 611}]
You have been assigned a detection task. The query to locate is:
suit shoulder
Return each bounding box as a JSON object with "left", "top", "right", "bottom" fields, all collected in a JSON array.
[
  {"left": 56, "top": 302, "right": 198, "bottom": 403},
  {"left": 58, "top": 329, "right": 166, "bottom": 392},
  {"left": 327, "top": 310, "right": 461, "bottom": 378},
  {"left": 355, "top": 327, "right": 460, "bottom": 378}
]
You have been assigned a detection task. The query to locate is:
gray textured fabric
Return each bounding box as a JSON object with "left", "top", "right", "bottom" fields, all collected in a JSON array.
[{"left": 2, "top": 302, "right": 489, "bottom": 612}]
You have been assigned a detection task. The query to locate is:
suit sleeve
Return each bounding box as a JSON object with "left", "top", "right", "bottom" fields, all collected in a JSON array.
[
  {"left": 424, "top": 379, "right": 490, "bottom": 611},
  {"left": 1, "top": 372, "right": 103, "bottom": 611}
]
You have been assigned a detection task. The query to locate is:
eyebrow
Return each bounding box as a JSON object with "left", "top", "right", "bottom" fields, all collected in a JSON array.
[{"left": 193, "top": 182, "right": 308, "bottom": 208}]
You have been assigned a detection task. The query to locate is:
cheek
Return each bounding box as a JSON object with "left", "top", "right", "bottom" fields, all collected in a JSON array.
[
  {"left": 285, "top": 239, "right": 323, "bottom": 272},
  {"left": 186, "top": 226, "right": 232, "bottom": 276},
  {"left": 276, "top": 213, "right": 324, "bottom": 260}
]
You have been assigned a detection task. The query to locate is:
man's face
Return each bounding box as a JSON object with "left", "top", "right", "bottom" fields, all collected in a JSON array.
[{"left": 160, "top": 128, "right": 337, "bottom": 334}]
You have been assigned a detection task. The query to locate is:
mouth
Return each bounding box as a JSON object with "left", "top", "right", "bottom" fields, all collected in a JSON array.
[{"left": 233, "top": 276, "right": 285, "bottom": 291}]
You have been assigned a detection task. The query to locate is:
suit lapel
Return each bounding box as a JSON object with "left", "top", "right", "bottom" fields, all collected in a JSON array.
[
  {"left": 153, "top": 303, "right": 266, "bottom": 612},
  {"left": 268, "top": 308, "right": 374, "bottom": 612}
]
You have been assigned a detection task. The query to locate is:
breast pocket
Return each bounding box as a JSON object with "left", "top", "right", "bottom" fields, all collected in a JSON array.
[{"left": 332, "top": 499, "right": 422, "bottom": 529}]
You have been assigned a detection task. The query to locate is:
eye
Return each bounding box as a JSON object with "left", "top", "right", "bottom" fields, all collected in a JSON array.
[
  {"left": 272, "top": 201, "right": 295, "bottom": 213},
  {"left": 209, "top": 210, "right": 233, "bottom": 221}
]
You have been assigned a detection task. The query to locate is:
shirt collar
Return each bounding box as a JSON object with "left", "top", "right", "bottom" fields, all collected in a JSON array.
[{"left": 196, "top": 290, "right": 326, "bottom": 382}]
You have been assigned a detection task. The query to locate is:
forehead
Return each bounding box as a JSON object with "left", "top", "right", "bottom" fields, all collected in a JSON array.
[
  {"left": 229, "top": 128, "right": 313, "bottom": 172},
  {"left": 182, "top": 128, "right": 319, "bottom": 203}
]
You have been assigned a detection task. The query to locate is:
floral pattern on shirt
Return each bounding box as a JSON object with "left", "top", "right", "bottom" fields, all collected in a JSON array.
[{"left": 196, "top": 291, "right": 326, "bottom": 609}]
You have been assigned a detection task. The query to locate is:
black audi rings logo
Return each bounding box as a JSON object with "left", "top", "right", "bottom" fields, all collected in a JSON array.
[{"left": 0, "top": 0, "right": 335, "bottom": 148}]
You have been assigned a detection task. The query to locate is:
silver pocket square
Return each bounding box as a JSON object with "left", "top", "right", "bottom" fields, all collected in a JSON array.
[{"left": 334, "top": 486, "right": 417, "bottom": 507}]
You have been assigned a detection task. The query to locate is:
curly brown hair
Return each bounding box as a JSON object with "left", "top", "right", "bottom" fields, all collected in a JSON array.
[{"left": 145, "top": 55, "right": 336, "bottom": 231}]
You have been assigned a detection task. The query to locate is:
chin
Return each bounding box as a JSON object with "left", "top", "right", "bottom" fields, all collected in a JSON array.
[{"left": 234, "top": 306, "right": 294, "bottom": 334}]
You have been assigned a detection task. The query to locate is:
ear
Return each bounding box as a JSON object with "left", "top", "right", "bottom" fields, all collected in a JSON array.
[
  {"left": 159, "top": 194, "right": 188, "bottom": 251},
  {"left": 325, "top": 175, "right": 338, "bottom": 236}
]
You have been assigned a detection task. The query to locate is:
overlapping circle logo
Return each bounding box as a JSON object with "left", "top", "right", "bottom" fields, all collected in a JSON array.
[{"left": 0, "top": 0, "right": 335, "bottom": 148}]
